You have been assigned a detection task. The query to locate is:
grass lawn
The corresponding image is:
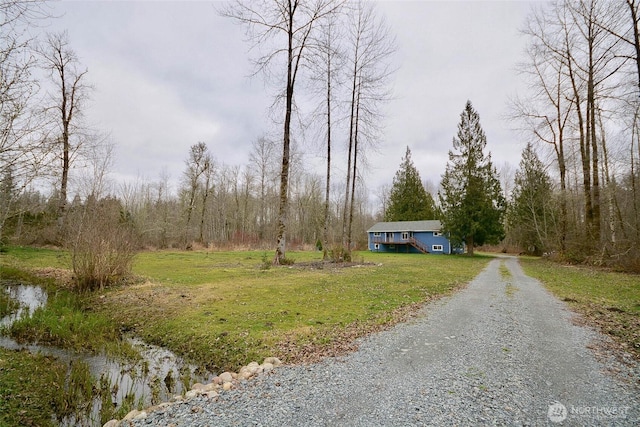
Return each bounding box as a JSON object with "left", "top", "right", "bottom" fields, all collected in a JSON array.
[
  {"left": 521, "top": 258, "right": 640, "bottom": 359},
  {"left": 106, "top": 250, "right": 491, "bottom": 371},
  {"left": 1, "top": 247, "right": 491, "bottom": 372}
]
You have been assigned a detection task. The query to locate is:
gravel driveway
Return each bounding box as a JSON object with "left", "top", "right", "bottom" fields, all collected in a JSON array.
[{"left": 130, "top": 257, "right": 639, "bottom": 426}]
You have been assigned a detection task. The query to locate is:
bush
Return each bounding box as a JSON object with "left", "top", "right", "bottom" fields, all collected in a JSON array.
[
  {"left": 329, "top": 245, "right": 351, "bottom": 263},
  {"left": 64, "top": 196, "right": 139, "bottom": 291}
]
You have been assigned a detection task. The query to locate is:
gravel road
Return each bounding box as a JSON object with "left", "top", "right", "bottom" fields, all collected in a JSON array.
[{"left": 130, "top": 257, "right": 639, "bottom": 426}]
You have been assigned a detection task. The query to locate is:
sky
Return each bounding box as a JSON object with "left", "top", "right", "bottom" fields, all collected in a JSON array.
[{"left": 44, "top": 0, "right": 537, "bottom": 200}]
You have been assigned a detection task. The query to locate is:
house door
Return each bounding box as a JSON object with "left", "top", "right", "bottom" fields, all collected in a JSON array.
[{"left": 386, "top": 232, "right": 394, "bottom": 242}]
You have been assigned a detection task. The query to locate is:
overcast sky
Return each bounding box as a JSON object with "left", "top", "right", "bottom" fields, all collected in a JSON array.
[{"left": 46, "top": 0, "right": 536, "bottom": 200}]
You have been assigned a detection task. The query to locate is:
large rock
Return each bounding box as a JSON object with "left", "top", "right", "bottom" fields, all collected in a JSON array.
[
  {"left": 263, "top": 357, "right": 282, "bottom": 367},
  {"left": 185, "top": 389, "right": 200, "bottom": 399},
  {"left": 219, "top": 371, "right": 234, "bottom": 383},
  {"left": 103, "top": 420, "right": 119, "bottom": 427},
  {"left": 238, "top": 368, "right": 253, "bottom": 380},
  {"left": 203, "top": 382, "right": 218, "bottom": 392},
  {"left": 123, "top": 409, "right": 147, "bottom": 421}
]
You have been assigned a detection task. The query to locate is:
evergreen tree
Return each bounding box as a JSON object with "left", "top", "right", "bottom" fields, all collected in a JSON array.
[
  {"left": 508, "top": 142, "right": 556, "bottom": 255},
  {"left": 384, "top": 146, "right": 436, "bottom": 221},
  {"left": 439, "top": 101, "right": 505, "bottom": 255}
]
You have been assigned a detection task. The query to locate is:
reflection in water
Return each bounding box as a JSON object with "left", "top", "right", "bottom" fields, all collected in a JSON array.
[
  {"left": 0, "top": 284, "right": 47, "bottom": 327},
  {"left": 1, "top": 283, "right": 210, "bottom": 426}
]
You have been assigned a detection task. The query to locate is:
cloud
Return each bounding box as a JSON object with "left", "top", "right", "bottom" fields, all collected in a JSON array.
[
  {"left": 87, "top": 59, "right": 221, "bottom": 183},
  {"left": 47, "top": 0, "right": 534, "bottom": 199}
]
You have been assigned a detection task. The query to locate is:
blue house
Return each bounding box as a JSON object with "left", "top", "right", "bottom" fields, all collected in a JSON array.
[{"left": 367, "top": 220, "right": 462, "bottom": 254}]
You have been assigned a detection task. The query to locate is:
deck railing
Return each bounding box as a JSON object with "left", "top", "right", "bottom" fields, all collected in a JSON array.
[{"left": 371, "top": 236, "right": 429, "bottom": 254}]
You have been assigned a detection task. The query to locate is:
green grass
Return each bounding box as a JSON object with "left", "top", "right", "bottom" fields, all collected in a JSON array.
[
  {"left": 0, "top": 348, "right": 69, "bottom": 427},
  {"left": 105, "top": 250, "right": 490, "bottom": 371},
  {"left": 1, "top": 247, "right": 491, "bottom": 372},
  {"left": 499, "top": 261, "right": 512, "bottom": 280},
  {"left": 0, "top": 289, "right": 20, "bottom": 318},
  {"left": 1, "top": 245, "right": 69, "bottom": 270},
  {"left": 0, "top": 260, "right": 138, "bottom": 360},
  {"left": 521, "top": 257, "right": 640, "bottom": 358},
  {"left": 4, "top": 289, "right": 132, "bottom": 355}
]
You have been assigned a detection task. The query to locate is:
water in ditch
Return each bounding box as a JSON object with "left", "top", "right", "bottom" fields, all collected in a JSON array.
[{"left": 0, "top": 282, "right": 210, "bottom": 426}]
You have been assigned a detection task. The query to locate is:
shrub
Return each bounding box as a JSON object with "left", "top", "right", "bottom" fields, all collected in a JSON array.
[
  {"left": 329, "top": 245, "right": 351, "bottom": 263},
  {"left": 64, "top": 196, "right": 139, "bottom": 291}
]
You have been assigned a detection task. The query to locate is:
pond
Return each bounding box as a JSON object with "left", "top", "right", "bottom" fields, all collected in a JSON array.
[{"left": 0, "top": 282, "right": 210, "bottom": 426}]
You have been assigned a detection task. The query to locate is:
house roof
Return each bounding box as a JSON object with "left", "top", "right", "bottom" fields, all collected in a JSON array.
[{"left": 367, "top": 220, "right": 442, "bottom": 233}]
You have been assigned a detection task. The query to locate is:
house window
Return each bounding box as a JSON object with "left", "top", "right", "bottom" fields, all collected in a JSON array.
[
  {"left": 432, "top": 244, "right": 443, "bottom": 251},
  {"left": 401, "top": 232, "right": 410, "bottom": 240},
  {"left": 374, "top": 243, "right": 379, "bottom": 250},
  {"left": 373, "top": 232, "right": 380, "bottom": 237},
  {"left": 433, "top": 231, "right": 442, "bottom": 237}
]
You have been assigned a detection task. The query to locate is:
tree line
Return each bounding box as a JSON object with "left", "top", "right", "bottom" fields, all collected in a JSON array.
[
  {"left": 508, "top": 0, "right": 640, "bottom": 271},
  {"left": 1, "top": 0, "right": 396, "bottom": 283},
  {"left": 3, "top": 0, "right": 640, "bottom": 289},
  {"left": 377, "top": 0, "right": 640, "bottom": 270}
]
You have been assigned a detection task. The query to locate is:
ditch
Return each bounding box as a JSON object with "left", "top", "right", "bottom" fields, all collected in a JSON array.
[{"left": 0, "top": 281, "right": 210, "bottom": 426}]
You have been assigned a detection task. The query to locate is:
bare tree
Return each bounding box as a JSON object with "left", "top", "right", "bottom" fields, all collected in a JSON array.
[
  {"left": 39, "top": 31, "right": 90, "bottom": 219},
  {"left": 305, "top": 6, "right": 346, "bottom": 259},
  {"left": 342, "top": 1, "right": 395, "bottom": 258},
  {"left": 221, "top": 0, "right": 343, "bottom": 264},
  {"left": 181, "top": 142, "right": 212, "bottom": 246},
  {"left": 0, "top": 0, "right": 49, "bottom": 242},
  {"left": 249, "top": 136, "right": 278, "bottom": 240}
]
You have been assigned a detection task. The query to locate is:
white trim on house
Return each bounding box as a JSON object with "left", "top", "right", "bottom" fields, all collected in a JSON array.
[{"left": 432, "top": 244, "right": 443, "bottom": 251}]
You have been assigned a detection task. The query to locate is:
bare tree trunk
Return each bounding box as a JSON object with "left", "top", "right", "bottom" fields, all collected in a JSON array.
[
  {"left": 627, "top": 0, "right": 640, "bottom": 94},
  {"left": 274, "top": 18, "right": 294, "bottom": 264},
  {"left": 342, "top": 42, "right": 358, "bottom": 253},
  {"left": 346, "top": 82, "right": 361, "bottom": 258},
  {"left": 322, "top": 39, "right": 332, "bottom": 260},
  {"left": 41, "top": 32, "right": 88, "bottom": 221}
]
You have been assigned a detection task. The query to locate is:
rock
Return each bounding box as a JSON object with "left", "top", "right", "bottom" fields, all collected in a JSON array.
[
  {"left": 223, "top": 381, "right": 233, "bottom": 391},
  {"left": 205, "top": 390, "right": 219, "bottom": 399},
  {"left": 238, "top": 369, "right": 253, "bottom": 380},
  {"left": 247, "top": 361, "right": 260, "bottom": 368},
  {"left": 262, "top": 362, "right": 274, "bottom": 373},
  {"left": 231, "top": 372, "right": 238, "bottom": 379},
  {"left": 246, "top": 364, "right": 260, "bottom": 375},
  {"left": 203, "top": 382, "right": 218, "bottom": 392},
  {"left": 134, "top": 411, "right": 148, "bottom": 420},
  {"left": 171, "top": 395, "right": 183, "bottom": 402},
  {"left": 263, "top": 357, "right": 282, "bottom": 367},
  {"left": 191, "top": 382, "right": 206, "bottom": 391},
  {"left": 212, "top": 375, "right": 223, "bottom": 385},
  {"left": 123, "top": 409, "right": 142, "bottom": 421},
  {"left": 219, "top": 372, "right": 234, "bottom": 383},
  {"left": 185, "top": 389, "right": 199, "bottom": 399},
  {"left": 103, "top": 420, "right": 119, "bottom": 427}
]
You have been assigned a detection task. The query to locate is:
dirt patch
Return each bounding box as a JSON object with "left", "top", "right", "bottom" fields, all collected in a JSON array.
[
  {"left": 568, "top": 302, "right": 640, "bottom": 367},
  {"left": 289, "top": 260, "right": 378, "bottom": 270},
  {"left": 31, "top": 267, "right": 75, "bottom": 288}
]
